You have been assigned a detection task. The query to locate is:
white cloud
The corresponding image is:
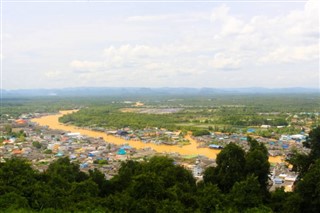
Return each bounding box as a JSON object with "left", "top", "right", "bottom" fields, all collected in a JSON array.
[
  {"left": 126, "top": 13, "right": 209, "bottom": 23},
  {"left": 67, "top": 0, "right": 318, "bottom": 88},
  {"left": 44, "top": 71, "right": 62, "bottom": 78},
  {"left": 204, "top": 0, "right": 319, "bottom": 66},
  {"left": 127, "top": 14, "right": 176, "bottom": 22},
  {"left": 260, "top": 45, "right": 319, "bottom": 64},
  {"left": 210, "top": 5, "right": 244, "bottom": 36},
  {"left": 4, "top": 0, "right": 319, "bottom": 89},
  {"left": 208, "top": 53, "right": 241, "bottom": 70},
  {"left": 70, "top": 60, "right": 104, "bottom": 72},
  {"left": 104, "top": 44, "right": 163, "bottom": 59}
]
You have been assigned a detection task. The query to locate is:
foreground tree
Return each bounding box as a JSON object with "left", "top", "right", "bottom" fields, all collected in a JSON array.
[
  {"left": 4, "top": 151, "right": 320, "bottom": 212},
  {"left": 289, "top": 126, "right": 320, "bottom": 178},
  {"left": 304, "top": 126, "right": 320, "bottom": 160},
  {"left": 229, "top": 175, "right": 264, "bottom": 212},
  {"left": 45, "top": 157, "right": 88, "bottom": 183},
  {"left": 245, "top": 137, "right": 270, "bottom": 198},
  {"left": 196, "top": 183, "right": 224, "bottom": 213},
  {"left": 204, "top": 143, "right": 246, "bottom": 192},
  {"left": 295, "top": 159, "right": 320, "bottom": 213}
]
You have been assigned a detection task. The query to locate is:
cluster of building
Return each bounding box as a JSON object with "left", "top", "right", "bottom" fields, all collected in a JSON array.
[
  {"left": 192, "top": 131, "right": 310, "bottom": 158},
  {"left": 0, "top": 113, "right": 305, "bottom": 192},
  {"left": 269, "top": 164, "right": 298, "bottom": 192},
  {"left": 0, "top": 121, "right": 157, "bottom": 179},
  {"left": 105, "top": 128, "right": 188, "bottom": 145},
  {"left": 0, "top": 118, "right": 214, "bottom": 181}
]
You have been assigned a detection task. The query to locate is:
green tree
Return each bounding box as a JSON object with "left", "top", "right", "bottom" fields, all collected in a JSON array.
[
  {"left": 0, "top": 192, "right": 29, "bottom": 211},
  {"left": 203, "top": 166, "right": 217, "bottom": 185},
  {"left": 288, "top": 152, "right": 311, "bottom": 178},
  {"left": 0, "top": 158, "right": 37, "bottom": 191},
  {"left": 207, "top": 143, "right": 246, "bottom": 192},
  {"left": 69, "top": 179, "right": 99, "bottom": 202},
  {"left": 27, "top": 181, "right": 53, "bottom": 210},
  {"left": 295, "top": 159, "right": 320, "bottom": 213},
  {"left": 245, "top": 137, "right": 270, "bottom": 197},
  {"left": 282, "top": 192, "right": 302, "bottom": 213},
  {"left": 88, "top": 168, "right": 110, "bottom": 196},
  {"left": 130, "top": 172, "right": 165, "bottom": 200},
  {"left": 196, "top": 183, "right": 224, "bottom": 213},
  {"left": 304, "top": 126, "right": 320, "bottom": 161},
  {"left": 289, "top": 126, "right": 320, "bottom": 178},
  {"left": 145, "top": 156, "right": 196, "bottom": 190},
  {"left": 104, "top": 192, "right": 135, "bottom": 212},
  {"left": 44, "top": 149, "right": 52, "bottom": 154},
  {"left": 110, "top": 160, "right": 142, "bottom": 192},
  {"left": 229, "top": 175, "right": 263, "bottom": 212},
  {"left": 32, "top": 141, "right": 42, "bottom": 149},
  {"left": 46, "top": 157, "right": 88, "bottom": 183},
  {"left": 193, "top": 129, "right": 211, "bottom": 136},
  {"left": 156, "top": 200, "right": 187, "bottom": 213},
  {"left": 268, "top": 187, "right": 287, "bottom": 212}
]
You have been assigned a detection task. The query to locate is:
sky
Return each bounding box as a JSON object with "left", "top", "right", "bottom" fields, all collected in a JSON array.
[{"left": 1, "top": 0, "right": 319, "bottom": 89}]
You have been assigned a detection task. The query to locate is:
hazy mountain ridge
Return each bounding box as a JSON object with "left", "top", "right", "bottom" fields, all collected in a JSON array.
[{"left": 1, "top": 87, "right": 319, "bottom": 97}]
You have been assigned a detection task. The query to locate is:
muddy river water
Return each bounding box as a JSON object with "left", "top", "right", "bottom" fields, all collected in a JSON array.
[{"left": 31, "top": 110, "right": 283, "bottom": 163}]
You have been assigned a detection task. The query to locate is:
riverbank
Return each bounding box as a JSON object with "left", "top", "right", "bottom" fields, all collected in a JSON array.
[{"left": 31, "top": 110, "right": 284, "bottom": 163}]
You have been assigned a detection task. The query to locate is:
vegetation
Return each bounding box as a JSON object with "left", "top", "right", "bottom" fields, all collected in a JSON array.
[
  {"left": 59, "top": 107, "right": 177, "bottom": 130},
  {"left": 287, "top": 126, "right": 320, "bottom": 212},
  {"left": 54, "top": 94, "right": 319, "bottom": 134},
  {"left": 1, "top": 97, "right": 81, "bottom": 120},
  {"left": 0, "top": 127, "right": 319, "bottom": 212},
  {"left": 32, "top": 141, "right": 42, "bottom": 149},
  {"left": 192, "top": 129, "right": 211, "bottom": 136},
  {"left": 0, "top": 126, "right": 27, "bottom": 143},
  {"left": 2, "top": 94, "right": 319, "bottom": 135}
]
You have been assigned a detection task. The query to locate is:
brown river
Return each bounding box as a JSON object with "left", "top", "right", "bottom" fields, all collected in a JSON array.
[{"left": 31, "top": 110, "right": 283, "bottom": 163}]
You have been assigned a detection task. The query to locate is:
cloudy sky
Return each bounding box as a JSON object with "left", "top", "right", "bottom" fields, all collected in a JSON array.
[{"left": 1, "top": 0, "right": 319, "bottom": 89}]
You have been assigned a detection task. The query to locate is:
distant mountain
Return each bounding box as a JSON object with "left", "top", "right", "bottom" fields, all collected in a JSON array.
[{"left": 1, "top": 87, "right": 319, "bottom": 97}]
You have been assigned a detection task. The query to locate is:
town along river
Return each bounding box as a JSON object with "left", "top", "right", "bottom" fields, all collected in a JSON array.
[{"left": 31, "top": 110, "right": 283, "bottom": 163}]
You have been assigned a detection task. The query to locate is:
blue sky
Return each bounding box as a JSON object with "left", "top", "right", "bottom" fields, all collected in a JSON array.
[{"left": 1, "top": 0, "right": 319, "bottom": 89}]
